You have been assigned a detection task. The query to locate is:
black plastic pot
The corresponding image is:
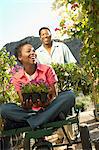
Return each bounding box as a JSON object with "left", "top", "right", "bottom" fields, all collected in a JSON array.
[
  {"left": 22, "top": 92, "right": 40, "bottom": 103},
  {"left": 22, "top": 93, "right": 32, "bottom": 101},
  {"left": 40, "top": 92, "right": 48, "bottom": 103},
  {"left": 32, "top": 92, "right": 40, "bottom": 102}
]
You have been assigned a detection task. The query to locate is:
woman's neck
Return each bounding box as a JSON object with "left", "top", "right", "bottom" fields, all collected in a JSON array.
[{"left": 24, "top": 64, "right": 37, "bottom": 75}]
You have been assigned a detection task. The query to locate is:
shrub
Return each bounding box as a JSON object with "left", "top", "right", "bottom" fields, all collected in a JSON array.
[
  {"left": 0, "top": 47, "right": 19, "bottom": 104},
  {"left": 52, "top": 63, "right": 92, "bottom": 95}
]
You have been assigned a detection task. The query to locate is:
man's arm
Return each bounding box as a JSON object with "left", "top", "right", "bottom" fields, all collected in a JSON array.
[{"left": 62, "top": 43, "right": 77, "bottom": 63}]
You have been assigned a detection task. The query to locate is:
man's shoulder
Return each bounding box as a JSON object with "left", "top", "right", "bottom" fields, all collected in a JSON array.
[{"left": 53, "top": 40, "right": 66, "bottom": 47}]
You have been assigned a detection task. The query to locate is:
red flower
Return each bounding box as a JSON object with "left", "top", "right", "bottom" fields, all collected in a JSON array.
[
  {"left": 55, "top": 28, "right": 60, "bottom": 31},
  {"left": 71, "top": 3, "right": 79, "bottom": 10}
]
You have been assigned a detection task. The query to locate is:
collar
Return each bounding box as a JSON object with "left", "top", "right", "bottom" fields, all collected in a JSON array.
[
  {"left": 14, "top": 64, "right": 44, "bottom": 79},
  {"left": 39, "top": 41, "right": 59, "bottom": 52},
  {"left": 52, "top": 41, "right": 59, "bottom": 48}
]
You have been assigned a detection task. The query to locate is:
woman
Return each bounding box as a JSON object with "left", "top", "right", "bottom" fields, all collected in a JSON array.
[{"left": 0, "top": 42, "right": 75, "bottom": 129}]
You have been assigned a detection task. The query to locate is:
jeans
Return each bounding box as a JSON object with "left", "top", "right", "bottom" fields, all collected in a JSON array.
[
  {"left": 0, "top": 90, "right": 75, "bottom": 149},
  {"left": 0, "top": 90, "right": 75, "bottom": 129}
]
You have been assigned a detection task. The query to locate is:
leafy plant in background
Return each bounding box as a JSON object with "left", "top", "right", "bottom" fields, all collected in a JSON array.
[
  {"left": 52, "top": 63, "right": 93, "bottom": 111},
  {"left": 52, "top": 63, "right": 92, "bottom": 95},
  {"left": 52, "top": 0, "right": 99, "bottom": 104},
  {"left": 76, "top": 95, "right": 92, "bottom": 112},
  {"left": 0, "top": 47, "right": 19, "bottom": 104}
]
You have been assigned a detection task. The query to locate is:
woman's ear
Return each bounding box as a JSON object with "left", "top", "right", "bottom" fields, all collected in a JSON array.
[
  {"left": 40, "top": 37, "right": 42, "bottom": 41},
  {"left": 18, "top": 54, "right": 22, "bottom": 62}
]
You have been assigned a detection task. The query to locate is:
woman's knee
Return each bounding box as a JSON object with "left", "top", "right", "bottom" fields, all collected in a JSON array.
[
  {"left": 60, "top": 90, "right": 75, "bottom": 105},
  {"left": 0, "top": 103, "right": 15, "bottom": 117},
  {"left": 0, "top": 104, "right": 8, "bottom": 117},
  {"left": 67, "top": 90, "right": 75, "bottom": 105},
  {"left": 60, "top": 90, "right": 75, "bottom": 98}
]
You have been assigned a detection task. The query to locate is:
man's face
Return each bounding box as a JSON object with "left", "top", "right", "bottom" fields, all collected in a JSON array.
[
  {"left": 40, "top": 29, "right": 52, "bottom": 45},
  {"left": 18, "top": 44, "right": 37, "bottom": 65}
]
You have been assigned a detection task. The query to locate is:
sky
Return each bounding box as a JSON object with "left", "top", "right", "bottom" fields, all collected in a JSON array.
[{"left": 0, "top": 0, "right": 59, "bottom": 49}]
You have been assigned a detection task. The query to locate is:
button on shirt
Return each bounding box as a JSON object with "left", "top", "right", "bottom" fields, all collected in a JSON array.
[
  {"left": 36, "top": 41, "right": 77, "bottom": 65},
  {"left": 11, "top": 64, "right": 58, "bottom": 92}
]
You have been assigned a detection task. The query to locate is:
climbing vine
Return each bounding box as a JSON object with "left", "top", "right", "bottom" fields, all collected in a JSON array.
[{"left": 53, "top": 0, "right": 99, "bottom": 103}]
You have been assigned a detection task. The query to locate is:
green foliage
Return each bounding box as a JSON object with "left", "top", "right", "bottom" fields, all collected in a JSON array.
[
  {"left": 21, "top": 83, "right": 32, "bottom": 93},
  {"left": 52, "top": 0, "right": 99, "bottom": 103},
  {"left": 0, "top": 47, "right": 19, "bottom": 104},
  {"left": 52, "top": 63, "right": 91, "bottom": 95},
  {"left": 76, "top": 95, "right": 91, "bottom": 111},
  {"left": 21, "top": 80, "right": 48, "bottom": 94}
]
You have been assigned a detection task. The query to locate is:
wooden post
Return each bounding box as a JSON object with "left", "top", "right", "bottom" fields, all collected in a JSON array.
[
  {"left": 23, "top": 133, "right": 30, "bottom": 150},
  {"left": 93, "top": 139, "right": 99, "bottom": 150},
  {"left": 79, "top": 124, "right": 92, "bottom": 150}
]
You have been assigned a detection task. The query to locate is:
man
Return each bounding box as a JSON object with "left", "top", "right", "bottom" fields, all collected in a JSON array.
[
  {"left": 36, "top": 27, "right": 77, "bottom": 65},
  {"left": 36, "top": 27, "right": 76, "bottom": 142}
]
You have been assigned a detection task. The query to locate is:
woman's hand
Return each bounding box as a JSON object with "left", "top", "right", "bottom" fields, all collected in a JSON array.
[
  {"left": 21, "top": 99, "right": 33, "bottom": 109},
  {"left": 17, "top": 91, "right": 33, "bottom": 109},
  {"left": 47, "top": 84, "right": 57, "bottom": 102}
]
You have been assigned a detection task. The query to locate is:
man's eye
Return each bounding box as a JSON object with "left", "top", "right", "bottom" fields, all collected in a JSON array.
[{"left": 42, "top": 33, "right": 50, "bottom": 36}]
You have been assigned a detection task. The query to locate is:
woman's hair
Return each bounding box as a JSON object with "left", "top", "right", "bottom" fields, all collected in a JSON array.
[
  {"left": 14, "top": 42, "right": 30, "bottom": 63},
  {"left": 39, "top": 27, "right": 51, "bottom": 36}
]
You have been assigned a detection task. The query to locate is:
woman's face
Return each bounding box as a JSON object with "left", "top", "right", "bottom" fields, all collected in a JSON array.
[{"left": 18, "top": 44, "right": 37, "bottom": 65}]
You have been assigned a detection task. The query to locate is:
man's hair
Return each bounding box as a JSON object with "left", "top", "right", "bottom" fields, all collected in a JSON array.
[
  {"left": 15, "top": 41, "right": 30, "bottom": 62},
  {"left": 39, "top": 27, "right": 51, "bottom": 36}
]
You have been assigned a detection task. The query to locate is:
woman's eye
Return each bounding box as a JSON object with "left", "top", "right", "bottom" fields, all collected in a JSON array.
[{"left": 26, "top": 50, "right": 30, "bottom": 53}]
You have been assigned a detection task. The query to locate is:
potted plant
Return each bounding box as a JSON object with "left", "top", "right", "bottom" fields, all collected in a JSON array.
[{"left": 21, "top": 79, "right": 49, "bottom": 104}]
